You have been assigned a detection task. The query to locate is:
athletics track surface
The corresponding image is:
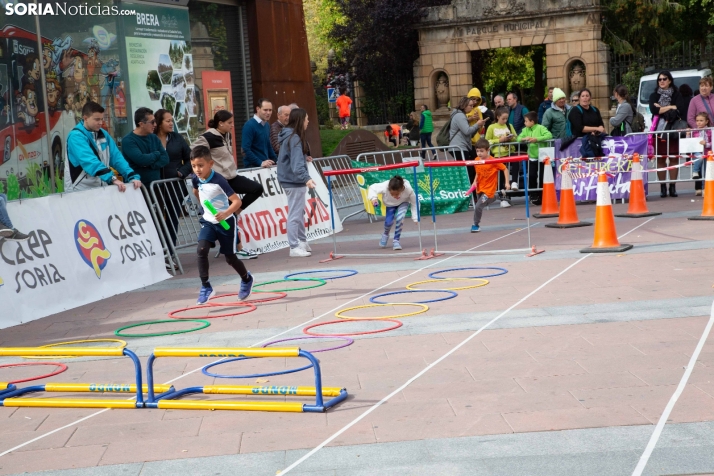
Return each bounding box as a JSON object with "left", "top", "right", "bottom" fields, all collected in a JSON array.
[{"left": 0, "top": 191, "right": 713, "bottom": 476}]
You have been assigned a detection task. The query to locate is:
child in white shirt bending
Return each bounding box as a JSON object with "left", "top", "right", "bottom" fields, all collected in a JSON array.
[{"left": 368, "top": 175, "right": 418, "bottom": 251}]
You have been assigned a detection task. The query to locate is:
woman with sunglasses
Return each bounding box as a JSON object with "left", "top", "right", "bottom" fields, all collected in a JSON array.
[
  {"left": 649, "top": 70, "right": 687, "bottom": 197},
  {"left": 121, "top": 106, "right": 169, "bottom": 187}
]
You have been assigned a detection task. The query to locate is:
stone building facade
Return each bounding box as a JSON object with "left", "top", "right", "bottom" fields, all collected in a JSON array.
[{"left": 416, "top": 0, "right": 608, "bottom": 116}]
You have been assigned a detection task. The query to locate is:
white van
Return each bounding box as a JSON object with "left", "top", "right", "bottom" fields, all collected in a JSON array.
[{"left": 637, "top": 68, "right": 712, "bottom": 129}]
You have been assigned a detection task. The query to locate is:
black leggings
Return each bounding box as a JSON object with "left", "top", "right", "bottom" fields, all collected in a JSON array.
[
  {"left": 197, "top": 240, "right": 248, "bottom": 286},
  {"left": 227, "top": 175, "right": 264, "bottom": 211}
]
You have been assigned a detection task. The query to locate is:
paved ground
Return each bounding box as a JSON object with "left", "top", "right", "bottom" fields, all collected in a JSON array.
[{"left": 0, "top": 188, "right": 713, "bottom": 476}]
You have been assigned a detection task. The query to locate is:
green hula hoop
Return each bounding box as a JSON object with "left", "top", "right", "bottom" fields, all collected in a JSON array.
[
  {"left": 253, "top": 278, "right": 327, "bottom": 292},
  {"left": 114, "top": 319, "right": 211, "bottom": 338}
]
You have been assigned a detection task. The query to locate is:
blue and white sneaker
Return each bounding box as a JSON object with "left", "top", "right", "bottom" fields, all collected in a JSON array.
[
  {"left": 238, "top": 273, "right": 254, "bottom": 301},
  {"left": 471, "top": 225, "right": 480, "bottom": 233},
  {"left": 197, "top": 285, "right": 215, "bottom": 305},
  {"left": 393, "top": 240, "right": 402, "bottom": 251},
  {"left": 379, "top": 233, "right": 388, "bottom": 248}
]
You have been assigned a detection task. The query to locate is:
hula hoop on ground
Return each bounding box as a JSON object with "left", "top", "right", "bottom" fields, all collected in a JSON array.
[
  {"left": 21, "top": 339, "right": 128, "bottom": 360},
  {"left": 335, "top": 303, "right": 428, "bottom": 320},
  {"left": 406, "top": 278, "right": 489, "bottom": 291},
  {"left": 202, "top": 357, "right": 313, "bottom": 379},
  {"left": 370, "top": 289, "right": 458, "bottom": 304},
  {"left": 168, "top": 302, "right": 256, "bottom": 319},
  {"left": 253, "top": 278, "right": 327, "bottom": 292},
  {"left": 208, "top": 291, "right": 287, "bottom": 305},
  {"left": 1, "top": 362, "right": 68, "bottom": 384},
  {"left": 115, "top": 319, "right": 210, "bottom": 338},
  {"left": 284, "top": 269, "right": 358, "bottom": 280},
  {"left": 428, "top": 267, "right": 508, "bottom": 280},
  {"left": 303, "top": 319, "right": 403, "bottom": 337},
  {"left": 262, "top": 335, "right": 354, "bottom": 352}
]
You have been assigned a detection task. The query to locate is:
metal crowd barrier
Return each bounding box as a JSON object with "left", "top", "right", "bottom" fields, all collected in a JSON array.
[
  {"left": 140, "top": 184, "right": 183, "bottom": 276},
  {"left": 625, "top": 126, "right": 714, "bottom": 186},
  {"left": 311, "top": 155, "right": 366, "bottom": 222}
]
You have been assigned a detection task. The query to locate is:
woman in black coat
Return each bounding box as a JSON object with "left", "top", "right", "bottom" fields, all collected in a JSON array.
[
  {"left": 649, "top": 70, "right": 688, "bottom": 197},
  {"left": 154, "top": 109, "right": 193, "bottom": 249}
]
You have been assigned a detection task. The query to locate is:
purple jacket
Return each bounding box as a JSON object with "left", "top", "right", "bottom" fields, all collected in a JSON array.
[{"left": 687, "top": 93, "right": 714, "bottom": 128}]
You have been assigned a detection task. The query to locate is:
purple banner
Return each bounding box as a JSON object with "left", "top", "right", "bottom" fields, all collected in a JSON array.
[{"left": 555, "top": 136, "right": 649, "bottom": 201}]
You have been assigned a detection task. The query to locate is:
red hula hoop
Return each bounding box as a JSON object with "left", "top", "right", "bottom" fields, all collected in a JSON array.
[
  {"left": 303, "top": 319, "right": 403, "bottom": 337},
  {"left": 1, "top": 362, "right": 68, "bottom": 384},
  {"left": 208, "top": 291, "right": 288, "bottom": 305},
  {"left": 168, "top": 302, "right": 257, "bottom": 319}
]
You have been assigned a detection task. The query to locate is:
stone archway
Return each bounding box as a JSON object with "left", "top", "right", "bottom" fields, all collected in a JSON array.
[{"left": 415, "top": 0, "right": 609, "bottom": 119}]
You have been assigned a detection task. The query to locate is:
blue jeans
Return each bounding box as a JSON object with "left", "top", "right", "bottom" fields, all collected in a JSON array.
[
  {"left": 0, "top": 193, "right": 13, "bottom": 229},
  {"left": 693, "top": 153, "right": 704, "bottom": 174}
]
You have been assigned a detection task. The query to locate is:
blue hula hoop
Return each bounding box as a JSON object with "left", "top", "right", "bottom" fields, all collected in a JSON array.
[
  {"left": 428, "top": 267, "right": 508, "bottom": 280},
  {"left": 201, "top": 356, "right": 313, "bottom": 379},
  {"left": 370, "top": 289, "right": 458, "bottom": 304},
  {"left": 284, "top": 269, "right": 358, "bottom": 280}
]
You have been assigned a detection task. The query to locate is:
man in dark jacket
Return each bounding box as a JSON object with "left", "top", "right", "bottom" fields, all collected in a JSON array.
[
  {"left": 507, "top": 92, "right": 529, "bottom": 135},
  {"left": 122, "top": 107, "right": 169, "bottom": 186},
  {"left": 269, "top": 105, "right": 290, "bottom": 155},
  {"left": 537, "top": 87, "right": 554, "bottom": 123},
  {"left": 241, "top": 98, "right": 276, "bottom": 168}
]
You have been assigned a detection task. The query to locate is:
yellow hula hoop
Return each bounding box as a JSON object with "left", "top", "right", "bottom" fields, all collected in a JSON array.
[
  {"left": 22, "top": 339, "right": 128, "bottom": 360},
  {"left": 335, "top": 303, "right": 429, "bottom": 320},
  {"left": 406, "top": 278, "right": 490, "bottom": 291}
]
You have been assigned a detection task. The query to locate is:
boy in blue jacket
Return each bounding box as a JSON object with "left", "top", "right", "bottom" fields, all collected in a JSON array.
[{"left": 65, "top": 101, "right": 141, "bottom": 193}]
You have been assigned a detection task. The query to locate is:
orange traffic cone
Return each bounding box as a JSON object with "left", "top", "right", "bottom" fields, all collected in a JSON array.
[
  {"left": 616, "top": 153, "right": 661, "bottom": 218},
  {"left": 580, "top": 172, "right": 633, "bottom": 253},
  {"left": 689, "top": 152, "right": 714, "bottom": 221},
  {"left": 544, "top": 167, "right": 592, "bottom": 228},
  {"left": 533, "top": 157, "right": 559, "bottom": 218}
]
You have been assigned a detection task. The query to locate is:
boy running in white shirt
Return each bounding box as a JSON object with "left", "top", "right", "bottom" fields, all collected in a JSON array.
[{"left": 368, "top": 175, "right": 418, "bottom": 251}]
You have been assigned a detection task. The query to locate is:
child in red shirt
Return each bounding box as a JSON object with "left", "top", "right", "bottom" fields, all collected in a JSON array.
[
  {"left": 335, "top": 87, "right": 352, "bottom": 130},
  {"left": 470, "top": 138, "right": 511, "bottom": 232}
]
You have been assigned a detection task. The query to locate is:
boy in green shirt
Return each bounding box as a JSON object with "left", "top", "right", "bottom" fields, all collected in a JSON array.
[{"left": 517, "top": 111, "right": 553, "bottom": 205}]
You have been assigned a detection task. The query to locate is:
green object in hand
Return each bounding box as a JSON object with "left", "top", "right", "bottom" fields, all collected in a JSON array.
[{"left": 203, "top": 200, "right": 230, "bottom": 230}]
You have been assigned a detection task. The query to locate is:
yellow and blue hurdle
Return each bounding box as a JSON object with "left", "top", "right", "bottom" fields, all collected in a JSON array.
[
  {"left": 0, "top": 347, "right": 147, "bottom": 409},
  {"left": 145, "top": 347, "right": 348, "bottom": 412},
  {"left": 0, "top": 382, "right": 16, "bottom": 398}
]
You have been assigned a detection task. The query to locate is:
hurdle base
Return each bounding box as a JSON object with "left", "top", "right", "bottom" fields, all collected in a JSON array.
[
  {"left": 544, "top": 221, "right": 593, "bottom": 229},
  {"left": 526, "top": 245, "right": 545, "bottom": 257},
  {"left": 615, "top": 211, "right": 662, "bottom": 218},
  {"left": 533, "top": 213, "right": 559, "bottom": 219},
  {"left": 319, "top": 251, "right": 345, "bottom": 263},
  {"left": 688, "top": 215, "right": 714, "bottom": 221},
  {"left": 579, "top": 243, "right": 633, "bottom": 253},
  {"left": 414, "top": 248, "right": 440, "bottom": 260},
  {"left": 1, "top": 398, "right": 141, "bottom": 409}
]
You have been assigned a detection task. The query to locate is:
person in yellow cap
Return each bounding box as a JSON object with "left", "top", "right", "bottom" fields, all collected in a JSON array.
[{"left": 465, "top": 87, "right": 491, "bottom": 188}]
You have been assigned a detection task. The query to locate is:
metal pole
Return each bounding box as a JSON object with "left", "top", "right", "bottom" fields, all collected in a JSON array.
[
  {"left": 413, "top": 165, "right": 422, "bottom": 251},
  {"left": 524, "top": 158, "right": 532, "bottom": 249},
  {"left": 429, "top": 166, "right": 438, "bottom": 252},
  {"left": 34, "top": 5, "right": 55, "bottom": 194},
  {"left": 328, "top": 175, "right": 337, "bottom": 256}
]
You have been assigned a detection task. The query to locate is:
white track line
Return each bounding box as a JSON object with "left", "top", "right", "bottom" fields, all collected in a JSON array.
[
  {"left": 0, "top": 224, "right": 533, "bottom": 458},
  {"left": 631, "top": 299, "right": 714, "bottom": 476},
  {"left": 278, "top": 217, "right": 655, "bottom": 474}
]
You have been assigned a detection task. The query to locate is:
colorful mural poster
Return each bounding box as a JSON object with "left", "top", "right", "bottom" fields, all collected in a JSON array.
[
  {"left": 0, "top": 17, "right": 124, "bottom": 198},
  {"left": 123, "top": 3, "right": 200, "bottom": 142}
]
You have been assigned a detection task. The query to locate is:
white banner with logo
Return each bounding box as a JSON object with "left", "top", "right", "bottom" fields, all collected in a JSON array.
[
  {"left": 233, "top": 164, "right": 343, "bottom": 253},
  {"left": 0, "top": 187, "right": 170, "bottom": 329}
]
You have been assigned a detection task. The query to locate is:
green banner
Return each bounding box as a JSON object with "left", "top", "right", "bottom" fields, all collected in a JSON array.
[
  {"left": 122, "top": 3, "right": 199, "bottom": 144},
  {"left": 352, "top": 160, "right": 471, "bottom": 217}
]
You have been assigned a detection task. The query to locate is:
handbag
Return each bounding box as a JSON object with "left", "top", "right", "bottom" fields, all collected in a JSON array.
[{"left": 648, "top": 115, "right": 659, "bottom": 155}]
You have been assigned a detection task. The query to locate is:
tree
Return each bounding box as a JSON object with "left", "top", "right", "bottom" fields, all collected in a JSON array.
[
  {"left": 303, "top": 0, "right": 345, "bottom": 76},
  {"left": 602, "top": 0, "right": 686, "bottom": 53},
  {"left": 482, "top": 48, "right": 535, "bottom": 99}
]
